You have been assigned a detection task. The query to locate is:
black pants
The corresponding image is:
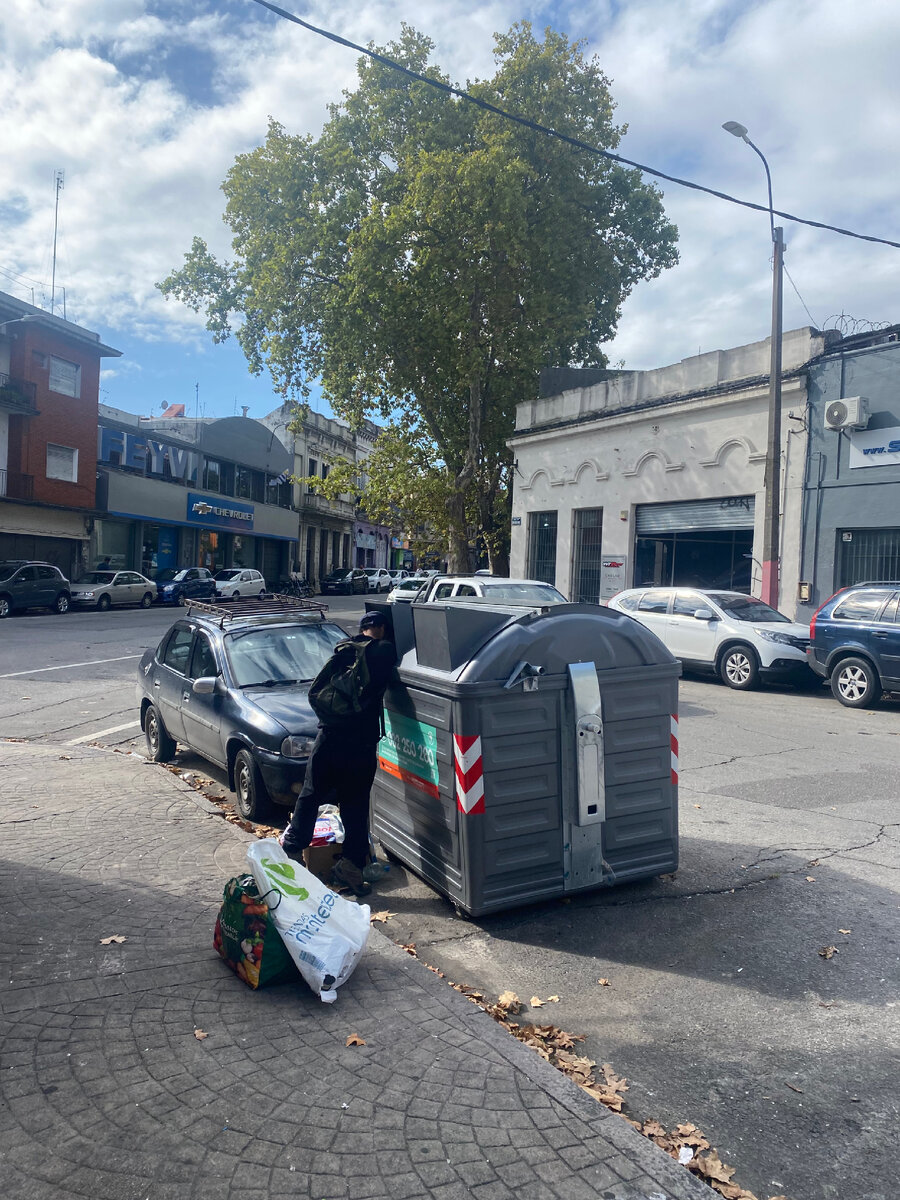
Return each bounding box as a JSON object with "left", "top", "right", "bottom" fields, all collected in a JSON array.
[{"left": 281, "top": 728, "right": 377, "bottom": 870}]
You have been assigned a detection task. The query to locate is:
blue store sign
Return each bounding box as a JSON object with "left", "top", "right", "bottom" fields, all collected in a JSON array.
[{"left": 186, "top": 493, "right": 254, "bottom": 532}]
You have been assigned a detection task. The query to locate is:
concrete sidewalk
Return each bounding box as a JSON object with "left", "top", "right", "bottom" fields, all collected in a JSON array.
[{"left": 0, "top": 739, "right": 710, "bottom": 1200}]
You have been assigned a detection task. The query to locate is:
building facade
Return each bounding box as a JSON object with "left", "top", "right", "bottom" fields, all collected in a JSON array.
[
  {"left": 96, "top": 407, "right": 298, "bottom": 583},
  {"left": 800, "top": 325, "right": 900, "bottom": 614},
  {"left": 509, "top": 329, "right": 827, "bottom": 618},
  {"left": 0, "top": 291, "right": 121, "bottom": 577}
]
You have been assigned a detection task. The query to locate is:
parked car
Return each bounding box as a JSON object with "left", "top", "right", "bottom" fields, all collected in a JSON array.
[
  {"left": 387, "top": 569, "right": 410, "bottom": 582},
  {"left": 214, "top": 568, "right": 267, "bottom": 600},
  {"left": 0, "top": 561, "right": 70, "bottom": 618},
  {"left": 136, "top": 601, "right": 347, "bottom": 819},
  {"left": 387, "top": 577, "right": 427, "bottom": 603},
  {"left": 322, "top": 568, "right": 368, "bottom": 595},
  {"left": 364, "top": 567, "right": 393, "bottom": 593},
  {"left": 71, "top": 570, "right": 157, "bottom": 610},
  {"left": 154, "top": 567, "right": 217, "bottom": 606},
  {"left": 417, "top": 574, "right": 567, "bottom": 605},
  {"left": 607, "top": 586, "right": 814, "bottom": 690},
  {"left": 807, "top": 581, "right": 900, "bottom": 707}
]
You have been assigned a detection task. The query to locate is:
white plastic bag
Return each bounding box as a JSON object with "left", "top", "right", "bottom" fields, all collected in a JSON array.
[{"left": 246, "top": 839, "right": 369, "bottom": 1003}]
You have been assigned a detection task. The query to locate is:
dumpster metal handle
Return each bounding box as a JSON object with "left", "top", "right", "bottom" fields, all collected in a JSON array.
[
  {"left": 568, "top": 662, "right": 605, "bottom": 827},
  {"left": 503, "top": 659, "right": 545, "bottom": 692}
]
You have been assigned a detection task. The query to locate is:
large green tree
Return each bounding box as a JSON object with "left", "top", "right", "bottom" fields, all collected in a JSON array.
[{"left": 159, "top": 23, "right": 678, "bottom": 570}]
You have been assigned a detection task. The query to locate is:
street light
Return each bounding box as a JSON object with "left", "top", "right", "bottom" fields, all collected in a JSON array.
[
  {"left": 722, "top": 120, "right": 784, "bottom": 609},
  {"left": 0, "top": 315, "right": 38, "bottom": 333}
]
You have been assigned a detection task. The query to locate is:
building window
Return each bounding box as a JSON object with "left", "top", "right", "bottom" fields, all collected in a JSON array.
[
  {"left": 235, "top": 464, "right": 252, "bottom": 500},
  {"left": 46, "top": 443, "right": 78, "bottom": 482},
  {"left": 527, "top": 511, "right": 558, "bottom": 585},
  {"left": 572, "top": 508, "right": 603, "bottom": 604},
  {"left": 204, "top": 459, "right": 221, "bottom": 492},
  {"left": 49, "top": 356, "right": 81, "bottom": 398},
  {"left": 838, "top": 529, "right": 900, "bottom": 589}
]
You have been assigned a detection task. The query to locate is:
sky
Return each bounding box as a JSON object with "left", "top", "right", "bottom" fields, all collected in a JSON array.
[{"left": 2, "top": 0, "right": 898, "bottom": 422}]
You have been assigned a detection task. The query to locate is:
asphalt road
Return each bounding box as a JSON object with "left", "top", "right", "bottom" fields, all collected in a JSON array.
[{"left": 1, "top": 601, "right": 897, "bottom": 1200}]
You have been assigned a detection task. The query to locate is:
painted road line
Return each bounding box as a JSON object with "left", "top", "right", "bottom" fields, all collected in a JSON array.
[
  {"left": 65, "top": 721, "right": 141, "bottom": 746},
  {"left": 0, "top": 654, "right": 142, "bottom": 679}
]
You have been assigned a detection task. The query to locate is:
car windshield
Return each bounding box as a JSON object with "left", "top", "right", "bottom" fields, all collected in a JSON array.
[
  {"left": 482, "top": 582, "right": 566, "bottom": 604},
  {"left": 215, "top": 570, "right": 240, "bottom": 581},
  {"left": 0, "top": 562, "right": 26, "bottom": 581},
  {"left": 327, "top": 570, "right": 351, "bottom": 580},
  {"left": 78, "top": 572, "right": 115, "bottom": 584},
  {"left": 225, "top": 623, "right": 346, "bottom": 687},
  {"left": 395, "top": 579, "right": 422, "bottom": 591},
  {"left": 155, "top": 569, "right": 180, "bottom": 582},
  {"left": 706, "top": 593, "right": 790, "bottom": 623}
]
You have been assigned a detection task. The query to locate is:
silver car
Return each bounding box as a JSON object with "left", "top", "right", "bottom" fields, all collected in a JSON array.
[{"left": 71, "top": 570, "right": 157, "bottom": 610}]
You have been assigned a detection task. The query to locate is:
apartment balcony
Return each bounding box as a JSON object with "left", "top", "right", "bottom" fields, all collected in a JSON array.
[
  {"left": 299, "top": 490, "right": 356, "bottom": 521},
  {"left": 0, "top": 373, "right": 39, "bottom": 416},
  {"left": 0, "top": 469, "right": 34, "bottom": 500}
]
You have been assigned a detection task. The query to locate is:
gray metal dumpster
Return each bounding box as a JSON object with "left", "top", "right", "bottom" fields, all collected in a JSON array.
[{"left": 371, "top": 600, "right": 680, "bottom": 917}]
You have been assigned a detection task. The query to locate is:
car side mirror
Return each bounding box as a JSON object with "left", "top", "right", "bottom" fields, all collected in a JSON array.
[
  {"left": 192, "top": 676, "right": 218, "bottom": 695},
  {"left": 694, "top": 607, "right": 715, "bottom": 621}
]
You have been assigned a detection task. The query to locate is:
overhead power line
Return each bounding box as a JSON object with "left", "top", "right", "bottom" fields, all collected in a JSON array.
[{"left": 250, "top": 0, "right": 900, "bottom": 252}]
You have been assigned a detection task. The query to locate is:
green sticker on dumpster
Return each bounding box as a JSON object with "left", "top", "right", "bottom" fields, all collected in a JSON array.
[{"left": 378, "top": 711, "right": 439, "bottom": 798}]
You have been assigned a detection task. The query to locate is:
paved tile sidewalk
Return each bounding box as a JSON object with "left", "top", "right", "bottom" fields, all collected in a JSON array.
[{"left": 0, "top": 740, "right": 711, "bottom": 1200}]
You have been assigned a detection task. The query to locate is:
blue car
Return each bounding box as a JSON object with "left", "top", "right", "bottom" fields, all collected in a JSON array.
[
  {"left": 136, "top": 599, "right": 346, "bottom": 819},
  {"left": 154, "top": 567, "right": 217, "bottom": 605},
  {"left": 807, "top": 581, "right": 900, "bottom": 707}
]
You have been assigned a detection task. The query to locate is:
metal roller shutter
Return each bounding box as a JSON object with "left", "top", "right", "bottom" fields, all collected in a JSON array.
[{"left": 636, "top": 496, "right": 755, "bottom": 534}]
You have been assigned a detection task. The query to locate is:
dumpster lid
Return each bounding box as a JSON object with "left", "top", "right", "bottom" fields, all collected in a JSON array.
[{"left": 405, "top": 600, "right": 677, "bottom": 680}]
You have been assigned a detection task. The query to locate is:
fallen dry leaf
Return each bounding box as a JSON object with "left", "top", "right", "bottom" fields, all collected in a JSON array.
[
  {"left": 497, "top": 991, "right": 522, "bottom": 1014},
  {"left": 99, "top": 935, "right": 126, "bottom": 945},
  {"left": 838, "top": 928, "right": 851, "bottom": 935},
  {"left": 369, "top": 910, "right": 395, "bottom": 924},
  {"left": 345, "top": 1034, "right": 366, "bottom": 1047},
  {"left": 784, "top": 1082, "right": 803, "bottom": 1093},
  {"left": 818, "top": 1001, "right": 836, "bottom": 1008},
  {"left": 695, "top": 1149, "right": 736, "bottom": 1185},
  {"left": 58, "top": 754, "right": 72, "bottom": 760},
  {"left": 193, "top": 1029, "right": 209, "bottom": 1041},
  {"left": 819, "top": 945, "right": 838, "bottom": 959},
  {"left": 546, "top": 994, "right": 560, "bottom": 1003},
  {"left": 806, "top": 876, "right": 816, "bottom": 883},
  {"left": 530, "top": 996, "right": 544, "bottom": 1008},
  {"left": 597, "top": 977, "right": 611, "bottom": 986},
  {"left": 808, "top": 858, "right": 819, "bottom": 867},
  {"left": 400, "top": 943, "right": 417, "bottom": 956},
  {"left": 642, "top": 1119, "right": 667, "bottom": 1138},
  {"left": 693, "top": 803, "right": 702, "bottom": 808}
]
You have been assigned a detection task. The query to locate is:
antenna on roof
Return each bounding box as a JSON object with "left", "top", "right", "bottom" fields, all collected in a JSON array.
[{"left": 50, "top": 169, "right": 64, "bottom": 316}]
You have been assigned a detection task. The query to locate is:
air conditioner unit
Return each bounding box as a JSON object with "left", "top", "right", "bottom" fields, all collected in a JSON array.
[{"left": 824, "top": 396, "right": 869, "bottom": 431}]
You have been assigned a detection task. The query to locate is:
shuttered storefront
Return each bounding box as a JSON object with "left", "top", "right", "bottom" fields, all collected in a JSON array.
[{"left": 634, "top": 496, "right": 755, "bottom": 591}]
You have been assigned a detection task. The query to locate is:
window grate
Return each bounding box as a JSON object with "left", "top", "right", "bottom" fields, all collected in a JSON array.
[
  {"left": 572, "top": 508, "right": 603, "bottom": 603},
  {"left": 527, "top": 511, "right": 558, "bottom": 585},
  {"left": 838, "top": 529, "right": 900, "bottom": 588}
]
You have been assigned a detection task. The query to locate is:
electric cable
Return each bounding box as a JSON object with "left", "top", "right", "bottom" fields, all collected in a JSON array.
[{"left": 249, "top": 0, "right": 900, "bottom": 251}]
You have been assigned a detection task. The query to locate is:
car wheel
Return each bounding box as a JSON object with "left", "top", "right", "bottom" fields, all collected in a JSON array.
[
  {"left": 177, "top": 591, "right": 187, "bottom": 606},
  {"left": 234, "top": 748, "right": 272, "bottom": 821},
  {"left": 97, "top": 594, "right": 111, "bottom": 611},
  {"left": 0, "top": 595, "right": 10, "bottom": 619},
  {"left": 232, "top": 590, "right": 241, "bottom": 600},
  {"left": 54, "top": 592, "right": 70, "bottom": 615},
  {"left": 144, "top": 703, "right": 177, "bottom": 762},
  {"left": 140, "top": 593, "right": 153, "bottom": 608},
  {"left": 831, "top": 656, "right": 881, "bottom": 708},
  {"left": 719, "top": 644, "right": 759, "bottom": 690},
  {"left": 258, "top": 589, "right": 266, "bottom": 598}
]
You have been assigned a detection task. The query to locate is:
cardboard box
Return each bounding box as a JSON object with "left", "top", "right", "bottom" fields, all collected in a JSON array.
[{"left": 303, "top": 843, "right": 340, "bottom": 883}]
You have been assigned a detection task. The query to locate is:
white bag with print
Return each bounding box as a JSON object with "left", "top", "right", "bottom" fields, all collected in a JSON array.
[{"left": 246, "top": 839, "right": 370, "bottom": 1003}]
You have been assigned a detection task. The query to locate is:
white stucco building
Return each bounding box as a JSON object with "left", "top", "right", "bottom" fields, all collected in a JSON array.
[{"left": 509, "top": 328, "right": 827, "bottom": 619}]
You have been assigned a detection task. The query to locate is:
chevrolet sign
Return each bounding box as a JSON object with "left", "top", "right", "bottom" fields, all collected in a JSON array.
[{"left": 186, "top": 493, "right": 254, "bottom": 531}]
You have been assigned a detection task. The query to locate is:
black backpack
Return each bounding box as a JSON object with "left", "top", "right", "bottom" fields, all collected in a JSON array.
[{"left": 308, "top": 637, "right": 373, "bottom": 726}]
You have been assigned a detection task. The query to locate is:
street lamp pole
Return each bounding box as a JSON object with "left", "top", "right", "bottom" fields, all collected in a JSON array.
[{"left": 722, "top": 121, "right": 784, "bottom": 609}]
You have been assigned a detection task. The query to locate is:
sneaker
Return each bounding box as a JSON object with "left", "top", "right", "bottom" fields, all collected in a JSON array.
[{"left": 330, "top": 857, "right": 372, "bottom": 897}]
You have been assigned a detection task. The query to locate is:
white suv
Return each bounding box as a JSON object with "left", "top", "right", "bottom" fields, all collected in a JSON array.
[
  {"left": 214, "top": 568, "right": 267, "bottom": 600},
  {"left": 418, "top": 575, "right": 567, "bottom": 605},
  {"left": 607, "top": 587, "right": 814, "bottom": 690},
  {"left": 364, "top": 567, "right": 392, "bottom": 593}
]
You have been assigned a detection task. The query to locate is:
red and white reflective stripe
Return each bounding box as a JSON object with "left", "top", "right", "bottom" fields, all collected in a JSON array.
[
  {"left": 453, "top": 734, "right": 485, "bottom": 815},
  {"left": 670, "top": 714, "right": 679, "bottom": 786}
]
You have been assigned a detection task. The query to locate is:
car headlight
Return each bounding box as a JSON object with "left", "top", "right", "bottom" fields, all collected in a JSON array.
[
  {"left": 754, "top": 629, "right": 795, "bottom": 645},
  {"left": 281, "top": 735, "right": 317, "bottom": 758},
  {"left": 78, "top": 591, "right": 94, "bottom": 599}
]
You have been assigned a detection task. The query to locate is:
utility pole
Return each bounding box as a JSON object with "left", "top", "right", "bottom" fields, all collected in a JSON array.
[{"left": 50, "top": 170, "right": 64, "bottom": 316}]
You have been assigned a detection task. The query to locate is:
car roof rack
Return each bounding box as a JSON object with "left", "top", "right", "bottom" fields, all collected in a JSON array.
[{"left": 184, "top": 593, "right": 329, "bottom": 627}]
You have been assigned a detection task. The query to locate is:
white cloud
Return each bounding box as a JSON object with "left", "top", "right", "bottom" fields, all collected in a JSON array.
[{"left": 0, "top": 0, "right": 897, "bottom": 392}]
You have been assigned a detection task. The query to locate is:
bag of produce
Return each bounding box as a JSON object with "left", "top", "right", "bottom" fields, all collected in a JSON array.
[{"left": 213, "top": 874, "right": 296, "bottom": 990}]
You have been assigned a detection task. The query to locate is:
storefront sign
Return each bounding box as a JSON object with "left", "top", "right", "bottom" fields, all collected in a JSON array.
[
  {"left": 356, "top": 531, "right": 376, "bottom": 549},
  {"left": 849, "top": 425, "right": 900, "bottom": 469},
  {"left": 599, "top": 556, "right": 627, "bottom": 602},
  {"left": 186, "top": 492, "right": 254, "bottom": 531},
  {"left": 98, "top": 427, "right": 198, "bottom": 483},
  {"left": 377, "top": 711, "right": 439, "bottom": 799}
]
